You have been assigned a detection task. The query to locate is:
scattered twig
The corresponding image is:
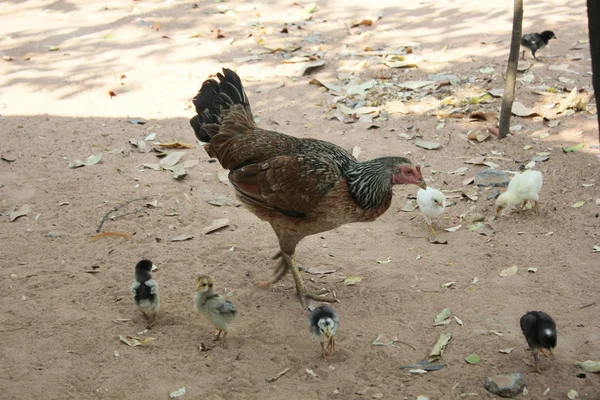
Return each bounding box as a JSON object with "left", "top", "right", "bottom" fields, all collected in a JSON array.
[
  {"left": 96, "top": 197, "right": 150, "bottom": 232},
  {"left": 580, "top": 302, "right": 597, "bottom": 309},
  {"left": 266, "top": 367, "right": 291, "bottom": 382},
  {"left": 90, "top": 231, "right": 134, "bottom": 241},
  {"left": 395, "top": 232, "right": 428, "bottom": 239},
  {"left": 392, "top": 340, "right": 417, "bottom": 351}
]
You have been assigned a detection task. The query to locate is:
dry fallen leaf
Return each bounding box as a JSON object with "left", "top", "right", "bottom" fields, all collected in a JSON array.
[
  {"left": 119, "top": 335, "right": 155, "bottom": 347},
  {"left": 500, "top": 265, "right": 518, "bottom": 277},
  {"left": 202, "top": 218, "right": 230, "bottom": 234},
  {"left": 575, "top": 360, "right": 600, "bottom": 373},
  {"left": 307, "top": 266, "right": 337, "bottom": 275},
  {"left": 160, "top": 151, "right": 185, "bottom": 167},
  {"left": 170, "top": 234, "right": 194, "bottom": 242},
  {"left": 9, "top": 205, "right": 31, "bottom": 222},
  {"left": 511, "top": 102, "right": 540, "bottom": 117},
  {"left": 429, "top": 332, "right": 452, "bottom": 361},
  {"left": 69, "top": 153, "right": 103, "bottom": 168},
  {"left": 169, "top": 387, "right": 186, "bottom": 398}
]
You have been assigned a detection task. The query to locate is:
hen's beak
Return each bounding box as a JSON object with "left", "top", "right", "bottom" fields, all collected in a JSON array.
[{"left": 419, "top": 180, "right": 427, "bottom": 189}]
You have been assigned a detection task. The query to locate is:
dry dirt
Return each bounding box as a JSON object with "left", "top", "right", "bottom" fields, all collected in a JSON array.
[{"left": 1, "top": 0, "right": 600, "bottom": 399}]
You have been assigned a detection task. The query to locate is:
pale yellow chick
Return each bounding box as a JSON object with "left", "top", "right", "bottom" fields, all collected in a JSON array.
[
  {"left": 194, "top": 276, "right": 238, "bottom": 346},
  {"left": 496, "top": 170, "right": 543, "bottom": 215},
  {"left": 416, "top": 186, "right": 446, "bottom": 235}
]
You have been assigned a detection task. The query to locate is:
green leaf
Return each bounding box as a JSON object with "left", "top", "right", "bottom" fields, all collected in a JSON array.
[
  {"left": 434, "top": 308, "right": 451, "bottom": 323},
  {"left": 572, "top": 201, "right": 586, "bottom": 208},
  {"left": 344, "top": 276, "right": 362, "bottom": 286},
  {"left": 562, "top": 143, "right": 585, "bottom": 153},
  {"left": 465, "top": 353, "right": 480, "bottom": 364}
]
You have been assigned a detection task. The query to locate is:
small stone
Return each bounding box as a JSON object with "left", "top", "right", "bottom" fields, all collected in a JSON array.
[
  {"left": 483, "top": 373, "right": 524, "bottom": 398},
  {"left": 10, "top": 274, "right": 18, "bottom": 279},
  {"left": 474, "top": 168, "right": 510, "bottom": 187},
  {"left": 372, "top": 394, "right": 383, "bottom": 399}
]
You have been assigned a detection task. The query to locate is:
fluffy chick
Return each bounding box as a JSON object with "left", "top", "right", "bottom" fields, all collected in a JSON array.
[
  {"left": 520, "top": 311, "right": 557, "bottom": 373},
  {"left": 308, "top": 305, "right": 339, "bottom": 360},
  {"left": 194, "top": 275, "right": 237, "bottom": 346},
  {"left": 521, "top": 31, "right": 557, "bottom": 61},
  {"left": 496, "top": 170, "right": 543, "bottom": 215},
  {"left": 130, "top": 259, "right": 160, "bottom": 325},
  {"left": 416, "top": 186, "right": 446, "bottom": 235}
]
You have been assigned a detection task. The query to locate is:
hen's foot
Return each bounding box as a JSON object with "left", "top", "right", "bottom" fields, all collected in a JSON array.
[{"left": 282, "top": 253, "right": 338, "bottom": 309}]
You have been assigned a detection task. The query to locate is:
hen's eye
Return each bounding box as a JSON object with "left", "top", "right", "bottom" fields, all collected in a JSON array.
[{"left": 406, "top": 170, "right": 412, "bottom": 174}]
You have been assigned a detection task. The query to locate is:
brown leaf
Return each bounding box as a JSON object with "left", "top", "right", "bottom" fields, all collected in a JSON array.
[
  {"left": 469, "top": 111, "right": 497, "bottom": 122},
  {"left": 153, "top": 21, "right": 161, "bottom": 31},
  {"left": 157, "top": 142, "right": 194, "bottom": 149},
  {"left": 108, "top": 90, "right": 117, "bottom": 98},
  {"left": 351, "top": 19, "right": 373, "bottom": 28}
]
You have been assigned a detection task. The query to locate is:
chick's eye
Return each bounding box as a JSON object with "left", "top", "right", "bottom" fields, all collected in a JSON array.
[
  {"left": 202, "top": 283, "right": 207, "bottom": 287},
  {"left": 208, "top": 283, "right": 213, "bottom": 288}
]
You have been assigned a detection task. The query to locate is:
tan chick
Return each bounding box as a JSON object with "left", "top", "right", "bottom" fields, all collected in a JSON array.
[{"left": 194, "top": 275, "right": 237, "bottom": 346}]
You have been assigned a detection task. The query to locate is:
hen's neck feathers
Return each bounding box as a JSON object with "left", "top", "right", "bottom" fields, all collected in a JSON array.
[{"left": 346, "top": 157, "right": 410, "bottom": 209}]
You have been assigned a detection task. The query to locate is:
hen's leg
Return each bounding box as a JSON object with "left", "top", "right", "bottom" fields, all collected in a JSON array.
[{"left": 281, "top": 252, "right": 337, "bottom": 309}]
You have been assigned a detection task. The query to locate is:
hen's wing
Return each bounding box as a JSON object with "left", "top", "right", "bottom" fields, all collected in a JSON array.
[{"left": 229, "top": 154, "right": 343, "bottom": 218}]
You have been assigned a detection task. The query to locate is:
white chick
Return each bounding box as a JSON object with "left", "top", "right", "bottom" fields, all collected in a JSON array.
[
  {"left": 416, "top": 186, "right": 446, "bottom": 235},
  {"left": 194, "top": 275, "right": 237, "bottom": 346},
  {"left": 495, "top": 170, "right": 543, "bottom": 215}
]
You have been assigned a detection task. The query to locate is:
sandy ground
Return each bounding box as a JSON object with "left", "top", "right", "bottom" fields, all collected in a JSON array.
[{"left": 1, "top": 0, "right": 600, "bottom": 399}]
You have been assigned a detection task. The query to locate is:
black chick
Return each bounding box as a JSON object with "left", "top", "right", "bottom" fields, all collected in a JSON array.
[
  {"left": 308, "top": 305, "right": 339, "bottom": 360},
  {"left": 521, "top": 31, "right": 557, "bottom": 61},
  {"left": 520, "top": 311, "right": 557, "bottom": 373},
  {"left": 130, "top": 259, "right": 160, "bottom": 326}
]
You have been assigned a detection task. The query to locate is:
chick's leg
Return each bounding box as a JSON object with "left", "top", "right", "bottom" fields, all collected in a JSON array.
[
  {"left": 214, "top": 329, "right": 223, "bottom": 341},
  {"left": 220, "top": 331, "right": 228, "bottom": 347},
  {"left": 327, "top": 336, "right": 335, "bottom": 354},
  {"left": 531, "top": 348, "right": 543, "bottom": 374},
  {"left": 320, "top": 342, "right": 328, "bottom": 360}
]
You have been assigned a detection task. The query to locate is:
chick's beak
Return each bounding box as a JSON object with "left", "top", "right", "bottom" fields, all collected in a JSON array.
[
  {"left": 495, "top": 207, "right": 501, "bottom": 215},
  {"left": 550, "top": 347, "right": 555, "bottom": 356}
]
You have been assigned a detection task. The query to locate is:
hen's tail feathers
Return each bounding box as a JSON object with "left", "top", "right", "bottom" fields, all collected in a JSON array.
[{"left": 190, "top": 68, "right": 254, "bottom": 143}]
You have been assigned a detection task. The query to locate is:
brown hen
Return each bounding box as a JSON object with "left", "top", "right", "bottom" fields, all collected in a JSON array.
[{"left": 190, "top": 68, "right": 426, "bottom": 308}]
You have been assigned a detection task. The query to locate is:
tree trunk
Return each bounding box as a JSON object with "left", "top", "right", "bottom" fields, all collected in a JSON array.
[
  {"left": 587, "top": 0, "right": 600, "bottom": 145},
  {"left": 498, "top": 0, "right": 524, "bottom": 139}
]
